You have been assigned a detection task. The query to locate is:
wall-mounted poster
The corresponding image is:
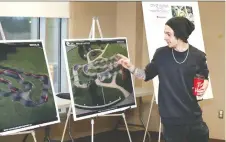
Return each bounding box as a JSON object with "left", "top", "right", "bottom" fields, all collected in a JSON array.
[
  {"left": 0, "top": 40, "right": 60, "bottom": 135},
  {"left": 63, "top": 37, "right": 136, "bottom": 120},
  {"left": 142, "top": 2, "right": 213, "bottom": 103}
]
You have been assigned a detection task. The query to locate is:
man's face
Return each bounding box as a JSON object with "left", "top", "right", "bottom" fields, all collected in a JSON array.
[{"left": 164, "top": 25, "right": 178, "bottom": 48}]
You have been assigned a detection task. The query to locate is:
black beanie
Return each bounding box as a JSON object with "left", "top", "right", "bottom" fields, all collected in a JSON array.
[{"left": 165, "top": 17, "right": 195, "bottom": 43}]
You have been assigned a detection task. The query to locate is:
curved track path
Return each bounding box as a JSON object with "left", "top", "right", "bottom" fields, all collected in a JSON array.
[
  {"left": 0, "top": 68, "right": 49, "bottom": 107},
  {"left": 70, "top": 45, "right": 130, "bottom": 109}
]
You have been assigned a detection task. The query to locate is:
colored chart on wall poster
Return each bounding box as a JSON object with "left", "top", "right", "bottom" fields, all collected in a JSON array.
[
  {"left": 63, "top": 37, "right": 136, "bottom": 120},
  {"left": 142, "top": 2, "right": 213, "bottom": 103},
  {"left": 0, "top": 40, "right": 60, "bottom": 135}
]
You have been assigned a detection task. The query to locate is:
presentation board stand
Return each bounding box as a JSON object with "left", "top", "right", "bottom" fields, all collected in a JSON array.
[
  {"left": 61, "top": 104, "right": 73, "bottom": 142},
  {"left": 60, "top": 17, "right": 132, "bottom": 142},
  {"left": 0, "top": 22, "right": 37, "bottom": 142},
  {"left": 142, "top": 94, "right": 161, "bottom": 142}
]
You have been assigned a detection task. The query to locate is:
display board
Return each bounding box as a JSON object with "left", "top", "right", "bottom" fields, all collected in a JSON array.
[
  {"left": 0, "top": 40, "right": 60, "bottom": 135},
  {"left": 63, "top": 37, "right": 136, "bottom": 120},
  {"left": 142, "top": 2, "right": 213, "bottom": 103}
]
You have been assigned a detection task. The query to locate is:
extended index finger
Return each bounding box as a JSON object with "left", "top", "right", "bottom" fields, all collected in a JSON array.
[{"left": 116, "top": 53, "right": 128, "bottom": 60}]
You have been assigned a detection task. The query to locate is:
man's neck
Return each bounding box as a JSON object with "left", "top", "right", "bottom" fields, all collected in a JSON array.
[{"left": 174, "top": 42, "right": 189, "bottom": 52}]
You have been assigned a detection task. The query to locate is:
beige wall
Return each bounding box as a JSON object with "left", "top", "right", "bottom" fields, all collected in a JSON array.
[
  {"left": 116, "top": 2, "right": 143, "bottom": 86},
  {"left": 0, "top": 2, "right": 69, "bottom": 18},
  {"left": 69, "top": 2, "right": 117, "bottom": 38},
  {"left": 198, "top": 2, "right": 225, "bottom": 139}
]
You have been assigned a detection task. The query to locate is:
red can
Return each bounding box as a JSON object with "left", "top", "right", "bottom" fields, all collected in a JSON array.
[{"left": 193, "top": 74, "right": 204, "bottom": 96}]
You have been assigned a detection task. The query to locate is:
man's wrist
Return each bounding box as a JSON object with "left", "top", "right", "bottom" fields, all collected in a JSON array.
[{"left": 128, "top": 65, "right": 136, "bottom": 74}]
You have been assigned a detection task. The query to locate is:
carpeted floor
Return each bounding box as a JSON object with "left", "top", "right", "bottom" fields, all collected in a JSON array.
[
  {"left": 75, "top": 130, "right": 161, "bottom": 142},
  {"left": 72, "top": 130, "right": 223, "bottom": 142}
]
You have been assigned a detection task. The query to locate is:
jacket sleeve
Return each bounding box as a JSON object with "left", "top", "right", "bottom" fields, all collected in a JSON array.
[
  {"left": 198, "top": 52, "right": 209, "bottom": 80},
  {"left": 144, "top": 49, "right": 159, "bottom": 82}
]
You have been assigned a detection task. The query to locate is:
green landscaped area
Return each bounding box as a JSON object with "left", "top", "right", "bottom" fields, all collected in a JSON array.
[
  {"left": 0, "top": 47, "right": 57, "bottom": 131},
  {"left": 67, "top": 43, "right": 133, "bottom": 108},
  {"left": 0, "top": 74, "right": 49, "bottom": 103},
  {"left": 0, "top": 48, "right": 48, "bottom": 74},
  {"left": 0, "top": 82, "right": 8, "bottom": 93}
]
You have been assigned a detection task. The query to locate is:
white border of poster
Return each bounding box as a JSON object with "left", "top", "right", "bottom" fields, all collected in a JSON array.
[
  {"left": 142, "top": 2, "right": 214, "bottom": 103},
  {"left": 62, "top": 37, "right": 137, "bottom": 121},
  {"left": 0, "top": 40, "right": 60, "bottom": 135}
]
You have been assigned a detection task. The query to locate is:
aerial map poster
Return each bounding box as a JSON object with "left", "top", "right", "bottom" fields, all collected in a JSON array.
[
  {"left": 0, "top": 40, "right": 60, "bottom": 135},
  {"left": 63, "top": 38, "right": 136, "bottom": 120}
]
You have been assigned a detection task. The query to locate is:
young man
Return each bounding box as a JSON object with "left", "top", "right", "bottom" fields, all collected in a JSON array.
[{"left": 117, "top": 17, "right": 210, "bottom": 142}]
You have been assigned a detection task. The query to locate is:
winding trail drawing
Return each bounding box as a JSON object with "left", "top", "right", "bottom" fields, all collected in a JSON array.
[
  {"left": 0, "top": 67, "right": 49, "bottom": 107},
  {"left": 0, "top": 41, "right": 59, "bottom": 136},
  {"left": 67, "top": 42, "right": 133, "bottom": 110}
]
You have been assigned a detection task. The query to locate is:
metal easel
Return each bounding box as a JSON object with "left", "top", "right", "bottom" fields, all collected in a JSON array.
[
  {"left": 142, "top": 93, "right": 162, "bottom": 142},
  {"left": 60, "top": 17, "right": 132, "bottom": 142},
  {"left": 0, "top": 22, "right": 37, "bottom": 142}
]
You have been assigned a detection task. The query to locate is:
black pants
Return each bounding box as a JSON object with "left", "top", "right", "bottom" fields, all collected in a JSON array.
[{"left": 163, "top": 121, "right": 209, "bottom": 142}]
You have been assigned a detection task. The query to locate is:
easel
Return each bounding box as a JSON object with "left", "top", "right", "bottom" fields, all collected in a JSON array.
[
  {"left": 61, "top": 17, "right": 132, "bottom": 142},
  {"left": 142, "top": 93, "right": 162, "bottom": 142},
  {"left": 0, "top": 22, "right": 37, "bottom": 142}
]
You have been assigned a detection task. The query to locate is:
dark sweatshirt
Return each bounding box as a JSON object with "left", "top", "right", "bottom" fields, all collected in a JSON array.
[{"left": 144, "top": 44, "right": 209, "bottom": 125}]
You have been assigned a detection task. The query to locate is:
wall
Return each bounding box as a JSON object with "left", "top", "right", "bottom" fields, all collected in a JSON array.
[
  {"left": 0, "top": 2, "right": 69, "bottom": 18},
  {"left": 116, "top": 2, "right": 144, "bottom": 87},
  {"left": 69, "top": 2, "right": 117, "bottom": 38},
  {"left": 198, "top": 2, "right": 225, "bottom": 140}
]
